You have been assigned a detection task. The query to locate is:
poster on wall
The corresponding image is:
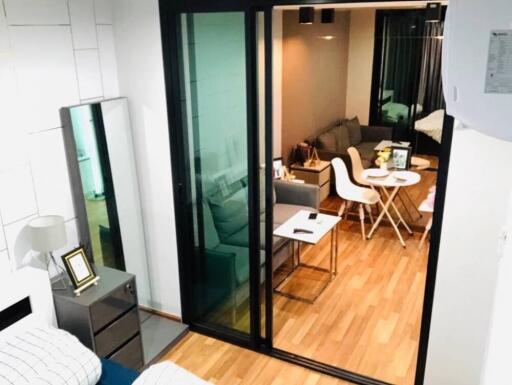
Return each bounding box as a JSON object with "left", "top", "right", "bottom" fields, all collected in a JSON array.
[{"left": 485, "top": 30, "right": 512, "bottom": 94}]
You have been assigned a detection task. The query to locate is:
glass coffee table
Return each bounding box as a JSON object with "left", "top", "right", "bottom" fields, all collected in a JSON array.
[{"left": 273, "top": 210, "right": 341, "bottom": 304}]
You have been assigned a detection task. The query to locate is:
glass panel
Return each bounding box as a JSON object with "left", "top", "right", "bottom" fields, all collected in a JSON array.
[
  {"left": 69, "top": 105, "right": 123, "bottom": 270},
  {"left": 179, "top": 12, "right": 250, "bottom": 333}
]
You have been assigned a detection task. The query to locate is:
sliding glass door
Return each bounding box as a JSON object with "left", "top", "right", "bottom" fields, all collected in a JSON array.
[{"left": 166, "top": 6, "right": 270, "bottom": 343}]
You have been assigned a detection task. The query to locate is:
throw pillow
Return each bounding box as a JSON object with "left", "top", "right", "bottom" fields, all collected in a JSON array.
[
  {"left": 316, "top": 130, "right": 337, "bottom": 152},
  {"left": 345, "top": 116, "right": 362, "bottom": 145},
  {"left": 209, "top": 186, "right": 249, "bottom": 241},
  {"left": 332, "top": 124, "right": 351, "bottom": 153}
]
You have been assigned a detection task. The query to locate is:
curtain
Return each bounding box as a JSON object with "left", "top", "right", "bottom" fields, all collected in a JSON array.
[{"left": 417, "top": 22, "right": 446, "bottom": 114}]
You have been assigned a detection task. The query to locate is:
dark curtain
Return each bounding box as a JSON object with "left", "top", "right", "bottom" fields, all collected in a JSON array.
[
  {"left": 382, "top": 12, "right": 424, "bottom": 106},
  {"left": 417, "top": 22, "right": 446, "bottom": 114}
]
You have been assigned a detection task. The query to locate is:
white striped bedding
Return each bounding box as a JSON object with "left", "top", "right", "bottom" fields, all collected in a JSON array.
[{"left": 0, "top": 326, "right": 101, "bottom": 385}]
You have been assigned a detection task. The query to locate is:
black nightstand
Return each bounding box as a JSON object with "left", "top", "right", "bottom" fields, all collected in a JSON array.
[{"left": 52, "top": 265, "right": 144, "bottom": 370}]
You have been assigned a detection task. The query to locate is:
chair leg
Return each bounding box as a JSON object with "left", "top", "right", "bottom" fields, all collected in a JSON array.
[
  {"left": 365, "top": 204, "right": 374, "bottom": 225},
  {"left": 359, "top": 204, "right": 366, "bottom": 240},
  {"left": 419, "top": 217, "right": 433, "bottom": 249},
  {"left": 338, "top": 201, "right": 347, "bottom": 219}
]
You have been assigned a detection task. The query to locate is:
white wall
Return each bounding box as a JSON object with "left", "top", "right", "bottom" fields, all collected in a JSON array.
[
  {"left": 345, "top": 9, "right": 375, "bottom": 125},
  {"left": 424, "top": 125, "right": 512, "bottom": 385},
  {"left": 482, "top": 191, "right": 512, "bottom": 385},
  {"left": 0, "top": 0, "right": 119, "bottom": 275},
  {"left": 111, "top": 0, "right": 181, "bottom": 316}
]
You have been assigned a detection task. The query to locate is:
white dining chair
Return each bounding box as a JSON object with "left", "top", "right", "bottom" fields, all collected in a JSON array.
[
  {"left": 347, "top": 146, "right": 369, "bottom": 186},
  {"left": 331, "top": 157, "right": 380, "bottom": 240},
  {"left": 347, "top": 146, "right": 376, "bottom": 223}
]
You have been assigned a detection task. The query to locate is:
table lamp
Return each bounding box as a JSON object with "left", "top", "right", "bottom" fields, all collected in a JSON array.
[{"left": 27, "top": 215, "right": 68, "bottom": 290}]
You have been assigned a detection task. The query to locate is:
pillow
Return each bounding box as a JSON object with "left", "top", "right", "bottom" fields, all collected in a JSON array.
[
  {"left": 209, "top": 186, "right": 249, "bottom": 241},
  {"left": 0, "top": 325, "right": 101, "bottom": 385},
  {"left": 316, "top": 130, "right": 337, "bottom": 152},
  {"left": 345, "top": 116, "right": 362, "bottom": 145},
  {"left": 134, "top": 362, "right": 212, "bottom": 385},
  {"left": 332, "top": 124, "right": 351, "bottom": 152}
]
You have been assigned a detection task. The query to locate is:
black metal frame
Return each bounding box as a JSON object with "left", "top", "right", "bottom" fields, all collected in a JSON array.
[{"left": 159, "top": 1, "right": 455, "bottom": 385}]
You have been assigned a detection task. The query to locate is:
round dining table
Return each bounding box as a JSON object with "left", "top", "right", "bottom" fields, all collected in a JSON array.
[{"left": 361, "top": 169, "right": 421, "bottom": 247}]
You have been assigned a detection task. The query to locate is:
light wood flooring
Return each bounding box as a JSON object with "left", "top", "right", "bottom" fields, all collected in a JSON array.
[
  {"left": 161, "top": 160, "right": 437, "bottom": 385},
  {"left": 163, "top": 332, "right": 353, "bottom": 385}
]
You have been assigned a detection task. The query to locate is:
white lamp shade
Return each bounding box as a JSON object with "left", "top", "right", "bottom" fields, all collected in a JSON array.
[{"left": 28, "top": 215, "right": 67, "bottom": 252}]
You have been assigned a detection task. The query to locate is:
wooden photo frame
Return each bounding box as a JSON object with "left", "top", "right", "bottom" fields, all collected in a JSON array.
[
  {"left": 391, "top": 146, "right": 412, "bottom": 170},
  {"left": 61, "top": 246, "right": 99, "bottom": 296}
]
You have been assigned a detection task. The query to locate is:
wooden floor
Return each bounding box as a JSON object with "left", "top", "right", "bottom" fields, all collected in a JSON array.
[
  {"left": 163, "top": 332, "right": 353, "bottom": 385},
  {"left": 161, "top": 160, "right": 437, "bottom": 385}
]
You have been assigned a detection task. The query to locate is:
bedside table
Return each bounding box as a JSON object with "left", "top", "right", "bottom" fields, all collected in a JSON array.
[
  {"left": 290, "top": 161, "right": 331, "bottom": 202},
  {"left": 53, "top": 265, "right": 143, "bottom": 370}
]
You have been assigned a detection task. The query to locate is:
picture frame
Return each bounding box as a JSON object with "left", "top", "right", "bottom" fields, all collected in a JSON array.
[
  {"left": 61, "top": 246, "right": 100, "bottom": 296},
  {"left": 391, "top": 146, "right": 412, "bottom": 170},
  {"left": 273, "top": 157, "right": 284, "bottom": 179}
]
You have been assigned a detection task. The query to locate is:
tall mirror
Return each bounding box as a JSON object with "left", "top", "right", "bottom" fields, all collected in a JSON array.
[{"left": 60, "top": 98, "right": 151, "bottom": 306}]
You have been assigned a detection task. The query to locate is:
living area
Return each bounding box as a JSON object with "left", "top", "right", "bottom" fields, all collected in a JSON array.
[{"left": 269, "top": 2, "right": 447, "bottom": 384}]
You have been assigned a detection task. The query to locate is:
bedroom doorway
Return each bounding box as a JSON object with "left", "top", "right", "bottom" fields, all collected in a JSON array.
[{"left": 160, "top": 2, "right": 454, "bottom": 385}]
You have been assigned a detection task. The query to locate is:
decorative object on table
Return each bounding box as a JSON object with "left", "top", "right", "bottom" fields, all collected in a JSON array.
[
  {"left": 304, "top": 147, "right": 320, "bottom": 167},
  {"left": 290, "top": 160, "right": 331, "bottom": 201},
  {"left": 376, "top": 147, "right": 392, "bottom": 169},
  {"left": 391, "top": 146, "right": 412, "bottom": 170},
  {"left": 295, "top": 142, "right": 312, "bottom": 166},
  {"left": 61, "top": 246, "right": 99, "bottom": 296},
  {"left": 26, "top": 215, "right": 69, "bottom": 290},
  {"left": 282, "top": 166, "right": 297, "bottom": 181},
  {"left": 273, "top": 158, "right": 284, "bottom": 179}
]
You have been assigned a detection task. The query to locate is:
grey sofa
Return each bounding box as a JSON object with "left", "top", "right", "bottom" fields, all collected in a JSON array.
[
  {"left": 306, "top": 117, "right": 393, "bottom": 176},
  {"left": 200, "top": 178, "right": 319, "bottom": 319}
]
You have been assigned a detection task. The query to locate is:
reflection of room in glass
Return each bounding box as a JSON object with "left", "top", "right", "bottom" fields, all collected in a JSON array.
[{"left": 70, "top": 106, "right": 113, "bottom": 268}]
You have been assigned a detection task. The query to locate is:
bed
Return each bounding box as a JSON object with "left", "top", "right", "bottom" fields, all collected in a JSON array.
[{"left": 0, "top": 267, "right": 211, "bottom": 385}]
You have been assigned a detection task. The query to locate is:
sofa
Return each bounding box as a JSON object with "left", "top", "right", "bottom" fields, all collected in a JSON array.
[
  {"left": 306, "top": 117, "right": 393, "bottom": 177},
  {"left": 199, "top": 177, "right": 320, "bottom": 321}
]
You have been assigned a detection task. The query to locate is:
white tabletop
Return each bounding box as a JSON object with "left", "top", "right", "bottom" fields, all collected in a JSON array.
[
  {"left": 361, "top": 169, "right": 421, "bottom": 187},
  {"left": 273, "top": 210, "right": 341, "bottom": 245},
  {"left": 374, "top": 140, "right": 411, "bottom": 151}
]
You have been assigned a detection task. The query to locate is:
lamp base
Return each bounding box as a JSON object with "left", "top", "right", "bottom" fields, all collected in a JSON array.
[{"left": 47, "top": 252, "right": 69, "bottom": 291}]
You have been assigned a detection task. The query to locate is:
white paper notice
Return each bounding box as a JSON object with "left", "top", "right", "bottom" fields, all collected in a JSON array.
[{"left": 485, "top": 30, "right": 512, "bottom": 94}]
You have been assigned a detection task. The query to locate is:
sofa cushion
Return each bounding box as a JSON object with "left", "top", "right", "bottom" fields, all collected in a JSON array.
[
  {"left": 274, "top": 203, "right": 317, "bottom": 225},
  {"left": 209, "top": 186, "right": 248, "bottom": 241},
  {"left": 345, "top": 116, "right": 362, "bottom": 145},
  {"left": 224, "top": 221, "right": 288, "bottom": 253},
  {"left": 355, "top": 141, "right": 379, "bottom": 168},
  {"left": 316, "top": 130, "right": 337, "bottom": 152},
  {"left": 213, "top": 243, "right": 249, "bottom": 285},
  {"left": 333, "top": 124, "right": 351, "bottom": 152}
]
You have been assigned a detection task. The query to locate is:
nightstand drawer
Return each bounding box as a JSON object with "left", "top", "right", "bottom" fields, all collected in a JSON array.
[
  {"left": 95, "top": 307, "right": 139, "bottom": 357},
  {"left": 108, "top": 334, "right": 144, "bottom": 371},
  {"left": 90, "top": 279, "right": 137, "bottom": 332}
]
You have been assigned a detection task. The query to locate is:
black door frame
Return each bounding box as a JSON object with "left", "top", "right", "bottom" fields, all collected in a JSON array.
[{"left": 159, "top": 1, "right": 454, "bottom": 385}]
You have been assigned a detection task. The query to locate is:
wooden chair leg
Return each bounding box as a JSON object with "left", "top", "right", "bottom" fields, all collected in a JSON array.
[
  {"left": 365, "top": 204, "right": 374, "bottom": 225},
  {"left": 419, "top": 217, "right": 433, "bottom": 249},
  {"left": 359, "top": 204, "right": 366, "bottom": 240},
  {"left": 338, "top": 201, "right": 347, "bottom": 219}
]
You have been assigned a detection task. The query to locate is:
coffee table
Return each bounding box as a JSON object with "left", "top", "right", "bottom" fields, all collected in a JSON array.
[{"left": 273, "top": 210, "right": 341, "bottom": 304}]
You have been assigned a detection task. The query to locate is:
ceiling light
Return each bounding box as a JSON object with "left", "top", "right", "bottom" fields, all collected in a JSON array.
[
  {"left": 299, "top": 7, "right": 314, "bottom": 24},
  {"left": 321, "top": 9, "right": 335, "bottom": 24},
  {"left": 319, "top": 35, "right": 335, "bottom": 40}
]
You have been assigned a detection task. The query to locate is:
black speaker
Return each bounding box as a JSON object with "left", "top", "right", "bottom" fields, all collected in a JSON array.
[
  {"left": 299, "top": 7, "right": 314, "bottom": 24},
  {"left": 426, "top": 2, "right": 442, "bottom": 22},
  {"left": 321, "top": 9, "right": 335, "bottom": 24}
]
